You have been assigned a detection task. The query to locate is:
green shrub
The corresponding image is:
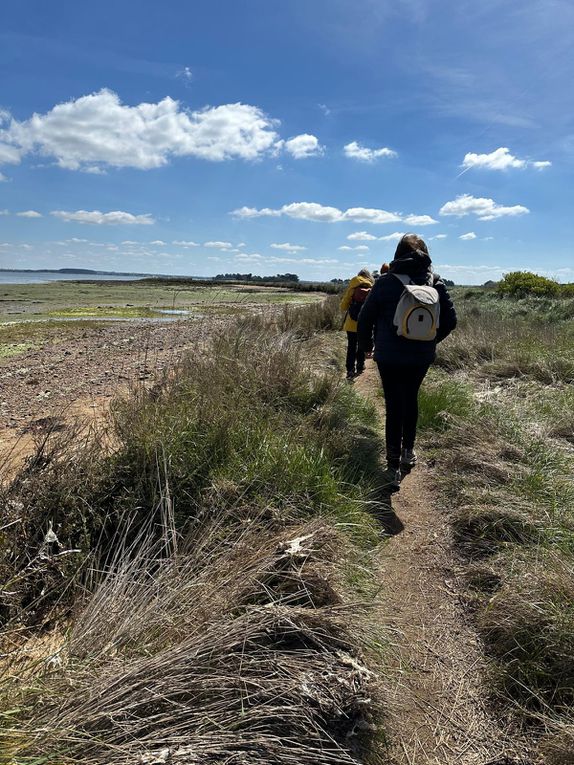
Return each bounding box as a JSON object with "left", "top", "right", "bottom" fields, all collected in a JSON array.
[{"left": 497, "top": 271, "right": 559, "bottom": 298}]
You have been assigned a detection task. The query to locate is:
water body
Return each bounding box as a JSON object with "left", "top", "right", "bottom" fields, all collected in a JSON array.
[{"left": 0, "top": 271, "right": 147, "bottom": 285}]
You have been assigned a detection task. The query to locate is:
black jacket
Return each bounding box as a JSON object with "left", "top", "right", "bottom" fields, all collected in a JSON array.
[{"left": 357, "top": 259, "right": 457, "bottom": 366}]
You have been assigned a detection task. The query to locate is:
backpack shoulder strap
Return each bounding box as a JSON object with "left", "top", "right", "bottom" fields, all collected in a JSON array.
[{"left": 392, "top": 273, "right": 411, "bottom": 286}]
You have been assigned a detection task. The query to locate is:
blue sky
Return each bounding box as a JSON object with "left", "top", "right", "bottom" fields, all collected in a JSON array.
[{"left": 0, "top": 0, "right": 572, "bottom": 283}]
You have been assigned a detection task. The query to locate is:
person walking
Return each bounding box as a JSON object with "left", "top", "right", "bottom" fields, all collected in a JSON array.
[
  {"left": 358, "top": 234, "right": 456, "bottom": 488},
  {"left": 340, "top": 268, "right": 374, "bottom": 379}
]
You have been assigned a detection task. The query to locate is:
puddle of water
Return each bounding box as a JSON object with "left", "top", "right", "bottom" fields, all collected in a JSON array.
[
  {"left": 157, "top": 308, "right": 191, "bottom": 315},
  {"left": 0, "top": 315, "right": 195, "bottom": 326}
]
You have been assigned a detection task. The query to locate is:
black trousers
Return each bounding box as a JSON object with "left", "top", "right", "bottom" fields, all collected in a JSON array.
[
  {"left": 377, "top": 362, "right": 430, "bottom": 466},
  {"left": 346, "top": 332, "right": 365, "bottom": 374}
]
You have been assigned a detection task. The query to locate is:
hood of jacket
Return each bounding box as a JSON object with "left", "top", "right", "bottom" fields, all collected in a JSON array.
[
  {"left": 389, "top": 252, "right": 433, "bottom": 284},
  {"left": 348, "top": 274, "right": 373, "bottom": 289}
]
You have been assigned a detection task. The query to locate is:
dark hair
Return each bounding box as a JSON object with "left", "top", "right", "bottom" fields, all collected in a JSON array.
[{"left": 393, "top": 234, "right": 429, "bottom": 261}]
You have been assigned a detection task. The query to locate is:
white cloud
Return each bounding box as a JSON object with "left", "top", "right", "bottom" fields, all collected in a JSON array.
[
  {"left": 0, "top": 89, "right": 283, "bottom": 171},
  {"left": 150, "top": 239, "right": 166, "bottom": 245},
  {"left": 283, "top": 134, "right": 323, "bottom": 159},
  {"left": 430, "top": 234, "right": 448, "bottom": 240},
  {"left": 438, "top": 265, "right": 502, "bottom": 273},
  {"left": 403, "top": 214, "right": 438, "bottom": 226},
  {"left": 172, "top": 240, "right": 199, "bottom": 247},
  {"left": 378, "top": 231, "right": 406, "bottom": 242},
  {"left": 439, "top": 194, "right": 529, "bottom": 221},
  {"left": 51, "top": 209, "right": 155, "bottom": 225},
  {"left": 344, "top": 141, "right": 397, "bottom": 162},
  {"left": 83, "top": 165, "right": 107, "bottom": 175},
  {"left": 0, "top": 172, "right": 7, "bottom": 182},
  {"left": 435, "top": 263, "right": 508, "bottom": 283},
  {"left": 270, "top": 242, "right": 307, "bottom": 253},
  {"left": 176, "top": 66, "right": 193, "bottom": 83},
  {"left": 16, "top": 210, "right": 42, "bottom": 218},
  {"left": 0, "top": 209, "right": 8, "bottom": 215},
  {"left": 0, "top": 142, "right": 22, "bottom": 165},
  {"left": 347, "top": 231, "right": 377, "bottom": 241},
  {"left": 233, "top": 206, "right": 282, "bottom": 219},
  {"left": 343, "top": 207, "right": 403, "bottom": 224},
  {"left": 235, "top": 252, "right": 263, "bottom": 261},
  {"left": 232, "top": 202, "right": 433, "bottom": 226},
  {"left": 459, "top": 232, "right": 477, "bottom": 240},
  {"left": 338, "top": 245, "right": 370, "bottom": 252},
  {"left": 461, "top": 147, "right": 551, "bottom": 171},
  {"left": 204, "top": 240, "right": 233, "bottom": 249},
  {"left": 347, "top": 230, "right": 406, "bottom": 243},
  {"left": 237, "top": 252, "right": 337, "bottom": 266},
  {"left": 271, "top": 256, "right": 338, "bottom": 265},
  {"left": 462, "top": 147, "right": 525, "bottom": 171}
]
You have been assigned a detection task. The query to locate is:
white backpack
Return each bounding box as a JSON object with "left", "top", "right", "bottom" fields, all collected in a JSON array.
[{"left": 392, "top": 273, "right": 440, "bottom": 341}]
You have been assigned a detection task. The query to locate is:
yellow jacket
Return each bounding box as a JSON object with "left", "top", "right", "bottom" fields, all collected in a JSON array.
[{"left": 340, "top": 274, "right": 373, "bottom": 332}]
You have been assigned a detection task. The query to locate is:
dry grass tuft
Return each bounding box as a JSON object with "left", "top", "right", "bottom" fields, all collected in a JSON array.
[
  {"left": 477, "top": 552, "right": 574, "bottom": 712},
  {"left": 4, "top": 517, "right": 377, "bottom": 764},
  {"left": 452, "top": 506, "right": 541, "bottom": 559},
  {"left": 541, "top": 723, "right": 574, "bottom": 765}
]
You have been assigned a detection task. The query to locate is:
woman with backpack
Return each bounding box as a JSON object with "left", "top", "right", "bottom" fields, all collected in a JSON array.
[
  {"left": 340, "top": 268, "right": 374, "bottom": 379},
  {"left": 357, "top": 234, "right": 457, "bottom": 488}
]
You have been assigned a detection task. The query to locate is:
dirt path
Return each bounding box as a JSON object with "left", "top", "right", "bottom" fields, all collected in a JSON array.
[{"left": 354, "top": 365, "right": 536, "bottom": 765}]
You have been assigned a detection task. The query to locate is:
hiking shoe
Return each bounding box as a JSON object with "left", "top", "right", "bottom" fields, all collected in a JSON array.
[
  {"left": 355, "top": 367, "right": 365, "bottom": 376},
  {"left": 400, "top": 449, "right": 417, "bottom": 470},
  {"left": 346, "top": 371, "right": 356, "bottom": 381},
  {"left": 382, "top": 466, "right": 401, "bottom": 492}
]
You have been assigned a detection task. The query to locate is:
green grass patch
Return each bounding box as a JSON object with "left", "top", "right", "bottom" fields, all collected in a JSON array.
[
  {"left": 0, "top": 318, "right": 110, "bottom": 350},
  {"left": 417, "top": 371, "right": 475, "bottom": 430},
  {"left": 0, "top": 342, "right": 35, "bottom": 359}
]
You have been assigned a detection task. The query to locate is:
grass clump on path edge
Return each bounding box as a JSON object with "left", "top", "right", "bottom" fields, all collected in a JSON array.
[
  {"left": 418, "top": 366, "right": 574, "bottom": 758},
  {"left": 0, "top": 305, "right": 386, "bottom": 765}
]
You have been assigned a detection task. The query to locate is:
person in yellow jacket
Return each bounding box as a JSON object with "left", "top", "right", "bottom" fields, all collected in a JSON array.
[{"left": 340, "top": 268, "right": 374, "bottom": 379}]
